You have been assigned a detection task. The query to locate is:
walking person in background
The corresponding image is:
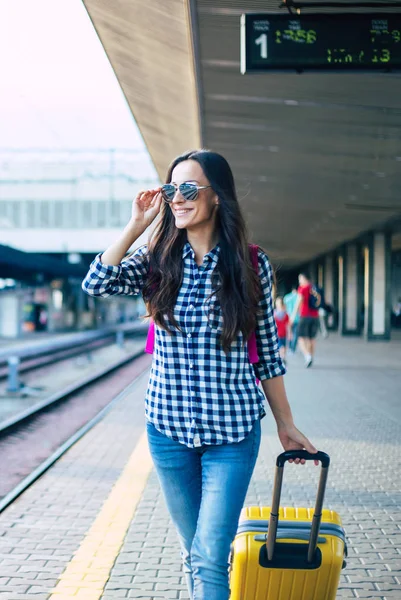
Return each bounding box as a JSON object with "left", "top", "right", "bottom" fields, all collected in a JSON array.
[
  {"left": 393, "top": 297, "right": 401, "bottom": 328},
  {"left": 290, "top": 273, "right": 320, "bottom": 368},
  {"left": 82, "top": 150, "right": 317, "bottom": 600},
  {"left": 283, "top": 286, "right": 299, "bottom": 353},
  {"left": 274, "top": 297, "right": 290, "bottom": 366}
]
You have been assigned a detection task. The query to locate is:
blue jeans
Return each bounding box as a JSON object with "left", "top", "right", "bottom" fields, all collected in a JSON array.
[
  {"left": 290, "top": 321, "right": 299, "bottom": 352},
  {"left": 146, "top": 420, "right": 261, "bottom": 600}
]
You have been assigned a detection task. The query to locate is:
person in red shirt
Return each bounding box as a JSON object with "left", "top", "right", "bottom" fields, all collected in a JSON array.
[
  {"left": 290, "top": 273, "right": 319, "bottom": 368},
  {"left": 274, "top": 297, "right": 290, "bottom": 364}
]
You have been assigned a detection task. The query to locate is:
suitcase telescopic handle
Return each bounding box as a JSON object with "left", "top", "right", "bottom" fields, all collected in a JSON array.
[
  {"left": 266, "top": 450, "right": 330, "bottom": 564},
  {"left": 276, "top": 450, "right": 330, "bottom": 468}
]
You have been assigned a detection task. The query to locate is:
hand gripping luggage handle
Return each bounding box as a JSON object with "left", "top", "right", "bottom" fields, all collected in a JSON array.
[{"left": 266, "top": 450, "right": 330, "bottom": 564}]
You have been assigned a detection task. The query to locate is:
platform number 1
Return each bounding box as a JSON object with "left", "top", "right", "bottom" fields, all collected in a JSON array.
[{"left": 255, "top": 33, "right": 268, "bottom": 59}]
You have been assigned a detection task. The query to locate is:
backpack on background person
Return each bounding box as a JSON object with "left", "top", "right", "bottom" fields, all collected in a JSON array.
[{"left": 308, "top": 284, "right": 325, "bottom": 310}]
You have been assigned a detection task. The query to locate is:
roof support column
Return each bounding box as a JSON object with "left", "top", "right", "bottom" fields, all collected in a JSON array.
[
  {"left": 364, "top": 231, "right": 392, "bottom": 341},
  {"left": 0, "top": 293, "right": 22, "bottom": 338},
  {"left": 309, "top": 261, "right": 319, "bottom": 286},
  {"left": 324, "top": 253, "right": 338, "bottom": 331},
  {"left": 339, "top": 243, "right": 362, "bottom": 336}
]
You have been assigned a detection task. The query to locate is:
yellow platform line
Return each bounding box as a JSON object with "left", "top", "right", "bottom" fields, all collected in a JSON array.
[{"left": 49, "top": 430, "right": 153, "bottom": 599}]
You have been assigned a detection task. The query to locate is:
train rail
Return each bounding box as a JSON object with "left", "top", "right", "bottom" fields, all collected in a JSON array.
[
  {"left": 0, "top": 336, "right": 117, "bottom": 379},
  {"left": 0, "top": 322, "right": 147, "bottom": 380},
  {"left": 0, "top": 349, "right": 151, "bottom": 513}
]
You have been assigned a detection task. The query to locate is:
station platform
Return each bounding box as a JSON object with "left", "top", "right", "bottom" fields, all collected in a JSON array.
[{"left": 0, "top": 334, "right": 400, "bottom": 599}]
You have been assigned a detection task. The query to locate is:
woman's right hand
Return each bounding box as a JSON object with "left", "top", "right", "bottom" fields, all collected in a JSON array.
[{"left": 130, "top": 188, "right": 163, "bottom": 230}]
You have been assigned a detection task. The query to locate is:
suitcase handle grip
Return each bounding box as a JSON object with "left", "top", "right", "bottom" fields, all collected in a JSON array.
[
  {"left": 266, "top": 450, "right": 330, "bottom": 563},
  {"left": 276, "top": 450, "right": 330, "bottom": 468}
]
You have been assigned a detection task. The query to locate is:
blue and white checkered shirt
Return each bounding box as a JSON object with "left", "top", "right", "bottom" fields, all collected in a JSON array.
[{"left": 82, "top": 242, "right": 286, "bottom": 448}]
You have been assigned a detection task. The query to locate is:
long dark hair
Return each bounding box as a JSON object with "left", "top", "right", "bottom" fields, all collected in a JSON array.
[{"left": 142, "top": 149, "right": 262, "bottom": 353}]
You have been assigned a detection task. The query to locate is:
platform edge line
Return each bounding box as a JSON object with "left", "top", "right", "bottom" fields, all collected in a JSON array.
[{"left": 48, "top": 429, "right": 153, "bottom": 599}]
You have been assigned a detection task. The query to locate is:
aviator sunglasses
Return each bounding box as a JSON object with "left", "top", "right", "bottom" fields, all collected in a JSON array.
[{"left": 161, "top": 182, "right": 212, "bottom": 203}]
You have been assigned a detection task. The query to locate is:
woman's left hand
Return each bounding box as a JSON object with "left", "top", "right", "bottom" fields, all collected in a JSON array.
[{"left": 277, "top": 423, "right": 319, "bottom": 465}]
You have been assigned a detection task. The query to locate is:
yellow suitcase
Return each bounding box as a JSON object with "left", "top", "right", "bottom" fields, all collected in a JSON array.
[{"left": 230, "top": 451, "right": 347, "bottom": 600}]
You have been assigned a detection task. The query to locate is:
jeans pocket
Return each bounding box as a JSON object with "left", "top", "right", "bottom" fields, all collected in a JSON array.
[
  {"left": 146, "top": 420, "right": 164, "bottom": 438},
  {"left": 248, "top": 419, "right": 261, "bottom": 469}
]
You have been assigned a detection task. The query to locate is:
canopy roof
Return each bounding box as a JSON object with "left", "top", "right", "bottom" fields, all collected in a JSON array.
[{"left": 83, "top": 0, "right": 401, "bottom": 266}]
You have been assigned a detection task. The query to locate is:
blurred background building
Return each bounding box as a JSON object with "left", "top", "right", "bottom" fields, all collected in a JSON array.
[
  {"left": 0, "top": 148, "right": 157, "bottom": 253},
  {"left": 0, "top": 0, "right": 159, "bottom": 338},
  {"left": 0, "top": 148, "right": 158, "bottom": 337}
]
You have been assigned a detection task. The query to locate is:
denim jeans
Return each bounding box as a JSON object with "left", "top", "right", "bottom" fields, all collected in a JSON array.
[
  {"left": 146, "top": 419, "right": 261, "bottom": 600},
  {"left": 290, "top": 322, "right": 299, "bottom": 352}
]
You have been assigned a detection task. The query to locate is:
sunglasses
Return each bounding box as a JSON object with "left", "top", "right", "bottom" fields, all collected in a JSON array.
[{"left": 161, "top": 182, "right": 212, "bottom": 203}]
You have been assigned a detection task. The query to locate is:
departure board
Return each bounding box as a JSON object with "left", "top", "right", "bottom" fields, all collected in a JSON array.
[{"left": 240, "top": 13, "right": 401, "bottom": 72}]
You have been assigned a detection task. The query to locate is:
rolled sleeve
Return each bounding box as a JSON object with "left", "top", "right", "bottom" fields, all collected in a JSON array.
[
  {"left": 253, "top": 250, "right": 287, "bottom": 381},
  {"left": 82, "top": 245, "right": 149, "bottom": 297}
]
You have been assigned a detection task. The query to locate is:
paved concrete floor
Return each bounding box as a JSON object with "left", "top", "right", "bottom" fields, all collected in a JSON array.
[{"left": 0, "top": 333, "right": 399, "bottom": 599}]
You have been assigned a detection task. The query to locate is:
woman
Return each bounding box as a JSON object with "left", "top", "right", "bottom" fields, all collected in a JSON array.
[{"left": 82, "top": 150, "right": 317, "bottom": 600}]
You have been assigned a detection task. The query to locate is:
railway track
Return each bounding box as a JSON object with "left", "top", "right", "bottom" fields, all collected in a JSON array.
[
  {"left": 0, "top": 349, "right": 152, "bottom": 513},
  {"left": 0, "top": 336, "right": 116, "bottom": 379},
  {"left": 0, "top": 325, "right": 146, "bottom": 380},
  {"left": 0, "top": 335, "right": 147, "bottom": 432}
]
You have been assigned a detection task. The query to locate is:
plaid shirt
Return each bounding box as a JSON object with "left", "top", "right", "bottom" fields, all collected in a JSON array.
[{"left": 82, "top": 242, "right": 286, "bottom": 448}]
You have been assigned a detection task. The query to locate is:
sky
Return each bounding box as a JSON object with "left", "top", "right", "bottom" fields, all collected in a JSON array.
[{"left": 0, "top": 0, "right": 148, "bottom": 151}]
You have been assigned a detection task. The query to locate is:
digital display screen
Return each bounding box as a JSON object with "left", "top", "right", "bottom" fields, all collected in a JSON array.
[{"left": 240, "top": 13, "right": 401, "bottom": 72}]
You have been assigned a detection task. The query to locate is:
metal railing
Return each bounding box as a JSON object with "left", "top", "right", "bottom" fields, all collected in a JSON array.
[{"left": 1, "top": 321, "right": 148, "bottom": 393}]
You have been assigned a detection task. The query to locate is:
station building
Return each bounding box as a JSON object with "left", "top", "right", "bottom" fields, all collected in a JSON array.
[{"left": 0, "top": 150, "right": 155, "bottom": 337}]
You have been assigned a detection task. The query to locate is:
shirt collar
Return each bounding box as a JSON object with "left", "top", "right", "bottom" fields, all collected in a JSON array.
[{"left": 182, "top": 241, "right": 220, "bottom": 264}]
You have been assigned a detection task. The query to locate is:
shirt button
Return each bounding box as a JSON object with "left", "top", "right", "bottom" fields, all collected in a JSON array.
[
  {"left": 187, "top": 333, "right": 192, "bottom": 338},
  {"left": 194, "top": 434, "right": 201, "bottom": 447},
  {"left": 189, "top": 304, "right": 194, "bottom": 310},
  {"left": 190, "top": 362, "right": 194, "bottom": 369}
]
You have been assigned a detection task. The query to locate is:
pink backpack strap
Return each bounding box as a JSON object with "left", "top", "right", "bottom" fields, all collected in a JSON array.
[{"left": 144, "top": 319, "right": 155, "bottom": 354}]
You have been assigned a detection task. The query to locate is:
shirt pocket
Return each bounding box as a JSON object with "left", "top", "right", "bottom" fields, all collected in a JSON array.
[{"left": 204, "top": 294, "right": 224, "bottom": 333}]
